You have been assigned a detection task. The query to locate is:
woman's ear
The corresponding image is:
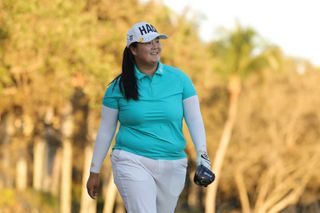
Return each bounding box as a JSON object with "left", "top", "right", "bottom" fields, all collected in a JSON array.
[{"left": 130, "top": 46, "right": 137, "bottom": 56}]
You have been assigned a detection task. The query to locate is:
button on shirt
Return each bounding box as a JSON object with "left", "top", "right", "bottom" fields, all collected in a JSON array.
[{"left": 103, "top": 62, "right": 196, "bottom": 159}]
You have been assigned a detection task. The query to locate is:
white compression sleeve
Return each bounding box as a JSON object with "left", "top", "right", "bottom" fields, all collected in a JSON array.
[
  {"left": 90, "top": 105, "right": 118, "bottom": 173},
  {"left": 183, "top": 95, "right": 207, "bottom": 153}
]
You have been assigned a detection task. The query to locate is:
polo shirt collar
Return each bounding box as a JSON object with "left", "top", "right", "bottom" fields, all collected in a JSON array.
[{"left": 134, "top": 62, "right": 164, "bottom": 80}]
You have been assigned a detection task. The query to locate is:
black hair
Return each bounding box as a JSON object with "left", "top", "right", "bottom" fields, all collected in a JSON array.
[{"left": 110, "top": 43, "right": 138, "bottom": 100}]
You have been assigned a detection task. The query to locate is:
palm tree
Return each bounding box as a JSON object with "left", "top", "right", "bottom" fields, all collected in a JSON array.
[{"left": 205, "top": 24, "right": 281, "bottom": 213}]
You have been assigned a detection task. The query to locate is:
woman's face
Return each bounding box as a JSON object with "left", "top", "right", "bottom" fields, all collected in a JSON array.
[{"left": 130, "top": 38, "right": 162, "bottom": 66}]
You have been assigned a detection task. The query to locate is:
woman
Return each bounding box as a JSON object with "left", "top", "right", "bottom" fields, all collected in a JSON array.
[{"left": 86, "top": 21, "right": 213, "bottom": 213}]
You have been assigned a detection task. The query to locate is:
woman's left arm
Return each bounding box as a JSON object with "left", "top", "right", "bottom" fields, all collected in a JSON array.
[{"left": 183, "top": 95, "right": 211, "bottom": 168}]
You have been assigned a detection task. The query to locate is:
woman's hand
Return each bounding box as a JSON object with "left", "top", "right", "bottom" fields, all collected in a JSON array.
[
  {"left": 196, "top": 150, "right": 211, "bottom": 169},
  {"left": 86, "top": 172, "right": 100, "bottom": 199}
]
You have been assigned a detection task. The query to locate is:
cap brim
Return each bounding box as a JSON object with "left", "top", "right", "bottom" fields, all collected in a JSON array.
[{"left": 142, "top": 33, "right": 168, "bottom": 43}]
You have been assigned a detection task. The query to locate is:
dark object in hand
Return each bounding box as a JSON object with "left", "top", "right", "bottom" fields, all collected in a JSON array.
[{"left": 193, "top": 165, "right": 215, "bottom": 187}]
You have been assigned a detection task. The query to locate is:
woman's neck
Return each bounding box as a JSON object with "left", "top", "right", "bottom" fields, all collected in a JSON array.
[{"left": 136, "top": 62, "right": 158, "bottom": 76}]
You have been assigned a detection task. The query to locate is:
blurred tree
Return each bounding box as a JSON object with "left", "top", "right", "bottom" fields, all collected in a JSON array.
[
  {"left": 205, "top": 24, "right": 282, "bottom": 213},
  {"left": 228, "top": 61, "right": 320, "bottom": 213}
]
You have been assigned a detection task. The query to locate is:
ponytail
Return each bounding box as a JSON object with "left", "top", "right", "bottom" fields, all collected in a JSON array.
[{"left": 111, "top": 43, "right": 138, "bottom": 100}]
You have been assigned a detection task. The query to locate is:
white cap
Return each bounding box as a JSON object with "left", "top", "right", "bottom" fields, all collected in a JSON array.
[{"left": 126, "top": 21, "right": 168, "bottom": 47}]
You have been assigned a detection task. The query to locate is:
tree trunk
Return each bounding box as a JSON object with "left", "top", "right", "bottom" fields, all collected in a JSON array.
[
  {"left": 61, "top": 139, "right": 72, "bottom": 213},
  {"left": 254, "top": 169, "right": 274, "bottom": 213},
  {"left": 16, "top": 156, "right": 28, "bottom": 190},
  {"left": 80, "top": 145, "right": 97, "bottom": 213},
  {"left": 115, "top": 193, "right": 126, "bottom": 213},
  {"left": 51, "top": 148, "right": 62, "bottom": 196},
  {"left": 2, "top": 112, "right": 14, "bottom": 187},
  {"left": 42, "top": 107, "right": 56, "bottom": 193},
  {"left": 188, "top": 177, "right": 200, "bottom": 209},
  {"left": 103, "top": 173, "right": 117, "bottom": 213},
  {"left": 60, "top": 104, "right": 73, "bottom": 213},
  {"left": 235, "top": 168, "right": 251, "bottom": 213},
  {"left": 205, "top": 75, "right": 241, "bottom": 213},
  {"left": 33, "top": 136, "right": 46, "bottom": 190}
]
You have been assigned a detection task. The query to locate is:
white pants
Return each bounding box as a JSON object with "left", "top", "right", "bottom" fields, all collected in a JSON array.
[{"left": 111, "top": 149, "right": 188, "bottom": 213}]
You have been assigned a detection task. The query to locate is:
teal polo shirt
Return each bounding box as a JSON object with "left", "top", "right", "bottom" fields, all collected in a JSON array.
[{"left": 103, "top": 62, "right": 196, "bottom": 159}]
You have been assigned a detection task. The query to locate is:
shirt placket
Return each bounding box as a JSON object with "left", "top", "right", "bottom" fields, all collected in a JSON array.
[{"left": 149, "top": 77, "right": 153, "bottom": 96}]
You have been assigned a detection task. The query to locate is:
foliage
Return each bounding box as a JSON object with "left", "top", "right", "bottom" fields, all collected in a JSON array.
[
  {"left": 209, "top": 23, "right": 283, "bottom": 83},
  {"left": 0, "top": 188, "right": 59, "bottom": 212}
]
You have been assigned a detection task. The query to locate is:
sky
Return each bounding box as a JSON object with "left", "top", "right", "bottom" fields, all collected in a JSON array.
[{"left": 161, "top": 0, "right": 320, "bottom": 66}]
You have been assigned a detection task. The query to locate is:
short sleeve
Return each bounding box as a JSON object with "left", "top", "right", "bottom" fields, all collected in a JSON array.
[
  {"left": 182, "top": 73, "right": 197, "bottom": 100},
  {"left": 102, "top": 81, "right": 121, "bottom": 109}
]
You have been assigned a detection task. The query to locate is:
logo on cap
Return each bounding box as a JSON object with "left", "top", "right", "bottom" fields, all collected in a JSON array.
[{"left": 138, "top": 24, "right": 158, "bottom": 36}]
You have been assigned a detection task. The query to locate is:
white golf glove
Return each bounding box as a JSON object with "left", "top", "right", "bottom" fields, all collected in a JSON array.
[{"left": 196, "top": 150, "right": 211, "bottom": 169}]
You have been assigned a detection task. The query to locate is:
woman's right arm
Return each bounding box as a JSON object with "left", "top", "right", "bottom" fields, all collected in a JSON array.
[
  {"left": 87, "top": 105, "right": 118, "bottom": 199},
  {"left": 90, "top": 105, "right": 119, "bottom": 173}
]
